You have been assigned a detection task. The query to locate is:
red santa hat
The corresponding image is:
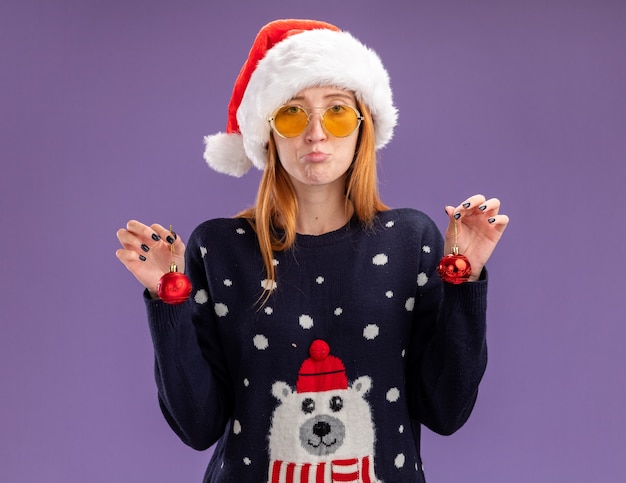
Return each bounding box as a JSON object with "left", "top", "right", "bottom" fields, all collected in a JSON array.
[
  {"left": 203, "top": 19, "right": 398, "bottom": 177},
  {"left": 296, "top": 339, "right": 348, "bottom": 393}
]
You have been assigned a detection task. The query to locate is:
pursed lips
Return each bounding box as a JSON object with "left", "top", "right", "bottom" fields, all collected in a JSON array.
[{"left": 301, "top": 151, "right": 329, "bottom": 163}]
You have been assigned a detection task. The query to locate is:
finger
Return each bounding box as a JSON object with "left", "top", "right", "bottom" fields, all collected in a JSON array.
[
  {"left": 126, "top": 220, "right": 162, "bottom": 245},
  {"left": 117, "top": 227, "right": 155, "bottom": 257},
  {"left": 451, "top": 194, "right": 487, "bottom": 219},
  {"left": 487, "top": 214, "right": 510, "bottom": 233},
  {"left": 476, "top": 197, "right": 501, "bottom": 215},
  {"left": 150, "top": 223, "right": 187, "bottom": 274},
  {"left": 459, "top": 194, "right": 487, "bottom": 211},
  {"left": 123, "top": 220, "right": 165, "bottom": 254},
  {"left": 116, "top": 227, "right": 142, "bottom": 251},
  {"left": 150, "top": 223, "right": 185, "bottom": 248},
  {"left": 115, "top": 247, "right": 147, "bottom": 266}
]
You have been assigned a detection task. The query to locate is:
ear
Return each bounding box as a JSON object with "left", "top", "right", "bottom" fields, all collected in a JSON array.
[
  {"left": 351, "top": 375, "right": 372, "bottom": 395},
  {"left": 271, "top": 381, "right": 293, "bottom": 402}
]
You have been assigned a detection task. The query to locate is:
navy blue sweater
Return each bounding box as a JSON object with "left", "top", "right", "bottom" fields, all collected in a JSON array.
[{"left": 145, "top": 208, "right": 488, "bottom": 482}]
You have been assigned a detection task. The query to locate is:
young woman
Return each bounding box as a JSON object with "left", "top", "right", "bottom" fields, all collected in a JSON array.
[{"left": 116, "top": 19, "right": 508, "bottom": 483}]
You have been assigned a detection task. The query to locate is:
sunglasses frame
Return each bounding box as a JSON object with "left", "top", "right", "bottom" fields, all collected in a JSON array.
[{"left": 268, "top": 104, "right": 364, "bottom": 138}]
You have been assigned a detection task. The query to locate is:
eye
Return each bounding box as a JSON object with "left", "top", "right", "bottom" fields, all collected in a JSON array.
[
  {"left": 329, "top": 396, "right": 343, "bottom": 412},
  {"left": 302, "top": 398, "right": 315, "bottom": 414},
  {"left": 328, "top": 104, "right": 346, "bottom": 113},
  {"left": 285, "top": 105, "right": 303, "bottom": 115}
]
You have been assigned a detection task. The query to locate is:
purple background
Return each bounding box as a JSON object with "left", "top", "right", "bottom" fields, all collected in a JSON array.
[{"left": 2, "top": 0, "right": 624, "bottom": 481}]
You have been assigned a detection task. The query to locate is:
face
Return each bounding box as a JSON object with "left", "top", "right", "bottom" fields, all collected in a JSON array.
[{"left": 271, "top": 86, "right": 360, "bottom": 193}]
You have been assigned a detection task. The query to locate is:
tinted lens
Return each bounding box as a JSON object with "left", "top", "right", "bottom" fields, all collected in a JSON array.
[
  {"left": 322, "top": 105, "right": 360, "bottom": 137},
  {"left": 273, "top": 106, "right": 308, "bottom": 137}
]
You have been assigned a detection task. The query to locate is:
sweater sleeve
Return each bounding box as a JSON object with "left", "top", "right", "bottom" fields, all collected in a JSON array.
[
  {"left": 406, "top": 216, "right": 488, "bottom": 436},
  {"left": 144, "top": 225, "right": 233, "bottom": 450}
]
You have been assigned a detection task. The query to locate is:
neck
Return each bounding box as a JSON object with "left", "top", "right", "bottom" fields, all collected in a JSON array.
[{"left": 293, "top": 183, "right": 353, "bottom": 235}]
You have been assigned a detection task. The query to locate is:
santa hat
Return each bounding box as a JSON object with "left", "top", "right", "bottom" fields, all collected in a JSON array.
[
  {"left": 203, "top": 19, "right": 398, "bottom": 177},
  {"left": 296, "top": 339, "right": 348, "bottom": 393}
]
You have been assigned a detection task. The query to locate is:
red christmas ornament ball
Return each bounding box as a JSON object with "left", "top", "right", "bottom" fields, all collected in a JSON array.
[
  {"left": 437, "top": 254, "right": 472, "bottom": 284},
  {"left": 157, "top": 270, "right": 192, "bottom": 305}
]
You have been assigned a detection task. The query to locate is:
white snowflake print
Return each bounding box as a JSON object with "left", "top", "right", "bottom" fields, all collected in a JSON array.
[
  {"left": 223, "top": 279, "right": 232, "bottom": 286},
  {"left": 385, "top": 221, "right": 395, "bottom": 228},
  {"left": 260, "top": 279, "right": 277, "bottom": 291},
  {"left": 233, "top": 420, "right": 242, "bottom": 434},
  {"left": 243, "top": 378, "right": 250, "bottom": 387},
  {"left": 386, "top": 387, "right": 400, "bottom": 402},
  {"left": 394, "top": 453, "right": 406, "bottom": 468},
  {"left": 299, "top": 314, "right": 314, "bottom": 329},
  {"left": 272, "top": 258, "right": 279, "bottom": 266},
  {"left": 264, "top": 307, "right": 273, "bottom": 315},
  {"left": 194, "top": 289, "right": 209, "bottom": 305},
  {"left": 214, "top": 303, "right": 229, "bottom": 317},
  {"left": 253, "top": 334, "right": 269, "bottom": 350},
  {"left": 405, "top": 297, "right": 415, "bottom": 311},
  {"left": 243, "top": 457, "right": 251, "bottom": 465},
  {"left": 316, "top": 276, "right": 324, "bottom": 284},
  {"left": 399, "top": 425, "right": 404, "bottom": 433},
  {"left": 386, "top": 290, "right": 394, "bottom": 298},
  {"left": 334, "top": 307, "right": 343, "bottom": 316},
  {"left": 200, "top": 246, "right": 207, "bottom": 258},
  {"left": 236, "top": 228, "right": 246, "bottom": 235},
  {"left": 422, "top": 245, "right": 431, "bottom": 254},
  {"left": 372, "top": 253, "right": 388, "bottom": 266},
  {"left": 363, "top": 324, "right": 379, "bottom": 340},
  {"left": 417, "top": 272, "right": 428, "bottom": 287}
]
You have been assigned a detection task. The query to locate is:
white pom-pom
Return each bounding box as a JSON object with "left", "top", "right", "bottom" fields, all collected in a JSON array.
[{"left": 203, "top": 132, "right": 253, "bottom": 177}]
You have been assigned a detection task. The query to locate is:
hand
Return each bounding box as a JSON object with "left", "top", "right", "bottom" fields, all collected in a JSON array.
[
  {"left": 115, "top": 220, "right": 187, "bottom": 298},
  {"left": 444, "top": 195, "right": 509, "bottom": 282}
]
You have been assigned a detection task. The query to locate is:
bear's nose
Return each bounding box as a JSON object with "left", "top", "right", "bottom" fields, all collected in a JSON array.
[{"left": 312, "top": 421, "right": 331, "bottom": 437}]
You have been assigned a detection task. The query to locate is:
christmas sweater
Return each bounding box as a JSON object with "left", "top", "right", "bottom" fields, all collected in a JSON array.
[{"left": 145, "top": 208, "right": 488, "bottom": 482}]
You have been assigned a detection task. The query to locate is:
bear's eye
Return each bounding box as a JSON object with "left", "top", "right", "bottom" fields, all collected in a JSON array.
[
  {"left": 302, "top": 398, "right": 315, "bottom": 414},
  {"left": 329, "top": 395, "right": 344, "bottom": 412}
]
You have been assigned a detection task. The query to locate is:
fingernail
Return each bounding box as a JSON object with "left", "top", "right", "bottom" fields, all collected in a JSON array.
[
  {"left": 139, "top": 255, "right": 147, "bottom": 261},
  {"left": 488, "top": 217, "right": 496, "bottom": 224},
  {"left": 479, "top": 204, "right": 487, "bottom": 211},
  {"left": 454, "top": 212, "right": 461, "bottom": 220},
  {"left": 166, "top": 236, "right": 175, "bottom": 244},
  {"left": 141, "top": 244, "right": 150, "bottom": 252},
  {"left": 462, "top": 202, "right": 471, "bottom": 209},
  {"left": 171, "top": 231, "right": 177, "bottom": 240},
  {"left": 151, "top": 233, "right": 160, "bottom": 242}
]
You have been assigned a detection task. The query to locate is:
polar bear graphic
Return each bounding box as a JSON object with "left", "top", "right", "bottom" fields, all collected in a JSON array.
[{"left": 268, "top": 339, "right": 380, "bottom": 483}]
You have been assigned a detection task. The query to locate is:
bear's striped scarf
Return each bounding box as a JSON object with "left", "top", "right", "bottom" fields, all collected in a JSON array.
[{"left": 269, "top": 455, "right": 376, "bottom": 483}]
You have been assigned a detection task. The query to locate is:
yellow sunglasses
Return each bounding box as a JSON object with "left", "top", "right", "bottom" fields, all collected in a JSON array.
[{"left": 268, "top": 104, "right": 363, "bottom": 138}]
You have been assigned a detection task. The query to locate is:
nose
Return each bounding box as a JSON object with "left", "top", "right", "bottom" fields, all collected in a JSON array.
[
  {"left": 304, "top": 112, "right": 327, "bottom": 143},
  {"left": 312, "top": 421, "right": 331, "bottom": 437}
]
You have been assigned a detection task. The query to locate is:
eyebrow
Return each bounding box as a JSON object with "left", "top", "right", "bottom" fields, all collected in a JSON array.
[{"left": 289, "top": 92, "right": 355, "bottom": 103}]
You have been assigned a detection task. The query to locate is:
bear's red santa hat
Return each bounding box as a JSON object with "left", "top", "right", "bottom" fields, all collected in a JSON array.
[
  {"left": 204, "top": 19, "right": 398, "bottom": 177},
  {"left": 296, "top": 339, "right": 348, "bottom": 393}
]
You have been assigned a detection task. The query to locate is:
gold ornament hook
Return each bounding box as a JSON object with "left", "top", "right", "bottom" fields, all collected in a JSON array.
[
  {"left": 451, "top": 219, "right": 460, "bottom": 255},
  {"left": 169, "top": 225, "right": 177, "bottom": 272}
]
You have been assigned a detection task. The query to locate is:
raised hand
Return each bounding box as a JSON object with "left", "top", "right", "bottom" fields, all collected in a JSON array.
[
  {"left": 443, "top": 195, "right": 509, "bottom": 282},
  {"left": 116, "top": 220, "right": 187, "bottom": 297}
]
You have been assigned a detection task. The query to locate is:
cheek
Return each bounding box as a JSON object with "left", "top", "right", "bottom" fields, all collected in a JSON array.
[
  {"left": 338, "top": 137, "right": 359, "bottom": 165},
  {"left": 273, "top": 138, "right": 297, "bottom": 166}
]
